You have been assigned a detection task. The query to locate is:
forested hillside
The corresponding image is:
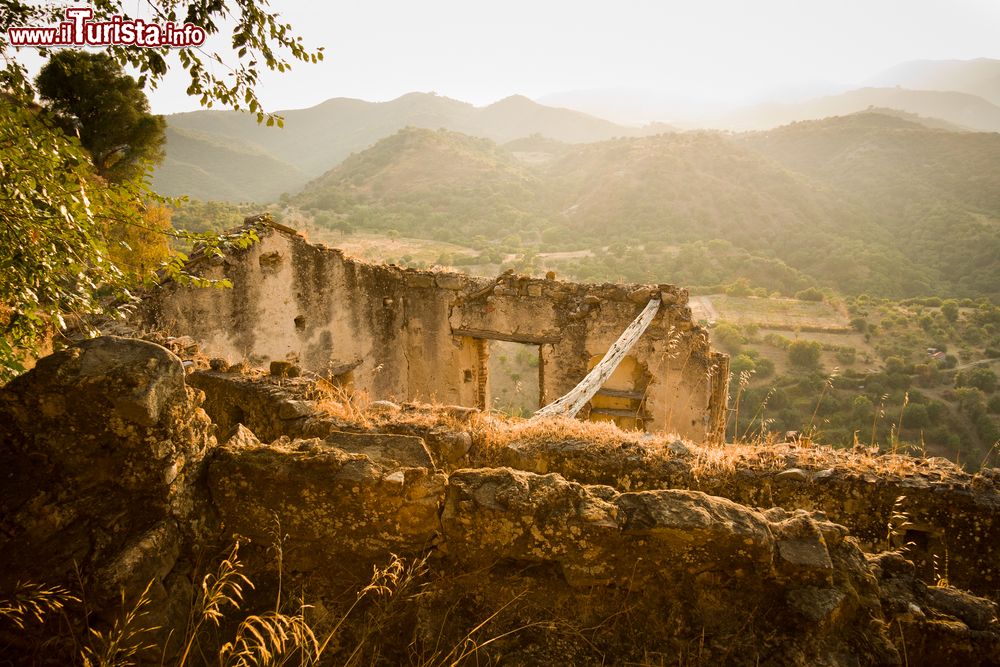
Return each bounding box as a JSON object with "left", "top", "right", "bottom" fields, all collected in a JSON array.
[
  {"left": 292, "top": 112, "right": 1000, "bottom": 300},
  {"left": 157, "top": 126, "right": 307, "bottom": 201},
  {"left": 744, "top": 113, "right": 1000, "bottom": 297}
]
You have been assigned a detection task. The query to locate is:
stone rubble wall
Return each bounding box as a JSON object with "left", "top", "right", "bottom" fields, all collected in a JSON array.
[
  {"left": 1, "top": 338, "right": 998, "bottom": 665},
  {"left": 181, "top": 365, "right": 1000, "bottom": 603}
]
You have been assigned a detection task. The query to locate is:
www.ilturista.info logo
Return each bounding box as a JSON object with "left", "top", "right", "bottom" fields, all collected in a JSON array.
[{"left": 7, "top": 7, "right": 206, "bottom": 48}]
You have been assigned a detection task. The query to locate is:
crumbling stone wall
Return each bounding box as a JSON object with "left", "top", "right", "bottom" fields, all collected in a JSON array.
[
  {"left": 140, "top": 220, "right": 728, "bottom": 442},
  {"left": 156, "top": 363, "right": 1000, "bottom": 602},
  {"left": 501, "top": 438, "right": 1000, "bottom": 601}
]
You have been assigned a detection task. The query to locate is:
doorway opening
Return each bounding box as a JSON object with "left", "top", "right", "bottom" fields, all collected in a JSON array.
[{"left": 487, "top": 340, "right": 542, "bottom": 417}]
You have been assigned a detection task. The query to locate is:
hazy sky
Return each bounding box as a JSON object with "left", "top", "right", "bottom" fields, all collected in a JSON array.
[{"left": 26, "top": 1, "right": 1000, "bottom": 114}]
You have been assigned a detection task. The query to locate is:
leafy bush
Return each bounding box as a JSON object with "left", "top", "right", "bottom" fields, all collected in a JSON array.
[
  {"left": 788, "top": 340, "right": 822, "bottom": 368},
  {"left": 835, "top": 348, "right": 857, "bottom": 365},
  {"left": 794, "top": 287, "right": 824, "bottom": 302},
  {"left": 902, "top": 403, "right": 930, "bottom": 429},
  {"left": 956, "top": 366, "right": 998, "bottom": 393}
]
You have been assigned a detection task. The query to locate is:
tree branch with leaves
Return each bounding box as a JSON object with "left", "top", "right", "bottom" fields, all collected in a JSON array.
[{"left": 0, "top": 0, "right": 323, "bottom": 380}]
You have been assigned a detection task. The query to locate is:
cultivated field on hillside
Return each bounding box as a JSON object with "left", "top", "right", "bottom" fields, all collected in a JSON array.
[{"left": 693, "top": 294, "right": 850, "bottom": 331}]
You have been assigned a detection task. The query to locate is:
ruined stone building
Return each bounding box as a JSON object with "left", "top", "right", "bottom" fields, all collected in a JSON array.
[{"left": 141, "top": 219, "right": 729, "bottom": 442}]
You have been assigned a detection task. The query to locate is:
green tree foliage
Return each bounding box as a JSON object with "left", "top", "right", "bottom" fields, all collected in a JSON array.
[
  {"left": 754, "top": 357, "right": 776, "bottom": 378},
  {"left": 729, "top": 354, "right": 757, "bottom": 378},
  {"left": 0, "top": 98, "right": 134, "bottom": 380},
  {"left": 956, "top": 387, "right": 988, "bottom": 417},
  {"left": 169, "top": 199, "right": 257, "bottom": 235},
  {"left": 956, "top": 366, "right": 998, "bottom": 393},
  {"left": 0, "top": 2, "right": 320, "bottom": 381},
  {"left": 0, "top": 98, "right": 263, "bottom": 380},
  {"left": 712, "top": 323, "right": 745, "bottom": 354},
  {"left": 36, "top": 50, "right": 166, "bottom": 183},
  {"left": 110, "top": 206, "right": 173, "bottom": 280},
  {"left": 941, "top": 300, "right": 960, "bottom": 322},
  {"left": 852, "top": 395, "right": 874, "bottom": 421},
  {"left": 1, "top": 1, "right": 322, "bottom": 126},
  {"left": 290, "top": 115, "right": 1000, "bottom": 300},
  {"left": 333, "top": 221, "right": 356, "bottom": 236},
  {"left": 902, "top": 403, "right": 930, "bottom": 428},
  {"left": 788, "top": 340, "right": 823, "bottom": 369},
  {"left": 794, "top": 287, "right": 824, "bottom": 302},
  {"left": 725, "top": 279, "right": 753, "bottom": 297},
  {"left": 835, "top": 348, "right": 857, "bottom": 365}
]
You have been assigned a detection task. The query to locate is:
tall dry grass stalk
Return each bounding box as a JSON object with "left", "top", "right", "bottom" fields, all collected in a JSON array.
[
  {"left": 178, "top": 545, "right": 432, "bottom": 667},
  {"left": 0, "top": 582, "right": 79, "bottom": 631},
  {"left": 980, "top": 441, "right": 999, "bottom": 471},
  {"left": 740, "top": 387, "right": 775, "bottom": 444},
  {"left": 885, "top": 495, "right": 911, "bottom": 551},
  {"left": 890, "top": 392, "right": 909, "bottom": 456},
  {"left": 418, "top": 591, "right": 548, "bottom": 667},
  {"left": 726, "top": 368, "right": 754, "bottom": 442},
  {"left": 871, "top": 393, "right": 889, "bottom": 448},
  {"left": 308, "top": 378, "right": 375, "bottom": 428},
  {"left": 81, "top": 580, "right": 158, "bottom": 667},
  {"left": 805, "top": 367, "right": 838, "bottom": 443},
  {"left": 178, "top": 542, "right": 253, "bottom": 666},
  {"left": 217, "top": 611, "right": 319, "bottom": 667}
]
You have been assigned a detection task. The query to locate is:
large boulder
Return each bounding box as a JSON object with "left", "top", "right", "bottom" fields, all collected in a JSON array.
[
  {"left": 0, "top": 337, "right": 213, "bottom": 589},
  {"left": 870, "top": 551, "right": 1000, "bottom": 664},
  {"left": 0, "top": 336, "right": 215, "bottom": 657}
]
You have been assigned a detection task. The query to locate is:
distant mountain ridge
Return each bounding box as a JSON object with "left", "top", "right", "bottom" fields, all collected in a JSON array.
[
  {"left": 153, "top": 92, "right": 651, "bottom": 201},
  {"left": 867, "top": 58, "right": 1000, "bottom": 106},
  {"left": 155, "top": 59, "right": 1000, "bottom": 202},
  {"left": 540, "top": 59, "right": 1000, "bottom": 134},
  {"left": 716, "top": 87, "right": 1000, "bottom": 132},
  {"left": 157, "top": 126, "right": 307, "bottom": 202}
]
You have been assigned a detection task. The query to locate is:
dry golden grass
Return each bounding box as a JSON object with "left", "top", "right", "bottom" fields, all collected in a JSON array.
[
  {"left": 687, "top": 440, "right": 940, "bottom": 479},
  {"left": 3, "top": 540, "right": 468, "bottom": 666},
  {"left": 472, "top": 411, "right": 957, "bottom": 480},
  {"left": 302, "top": 377, "right": 965, "bottom": 481},
  {"left": 82, "top": 580, "right": 158, "bottom": 667},
  {"left": 307, "top": 379, "right": 478, "bottom": 434},
  {"left": 0, "top": 581, "right": 78, "bottom": 631},
  {"left": 470, "top": 413, "right": 654, "bottom": 467}
]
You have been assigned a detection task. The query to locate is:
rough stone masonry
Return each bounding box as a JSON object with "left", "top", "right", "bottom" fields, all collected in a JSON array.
[
  {"left": 1, "top": 337, "right": 998, "bottom": 665},
  {"left": 139, "top": 218, "right": 730, "bottom": 442}
]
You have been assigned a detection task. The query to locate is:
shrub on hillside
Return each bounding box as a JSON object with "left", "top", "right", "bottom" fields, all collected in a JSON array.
[
  {"left": 788, "top": 340, "right": 822, "bottom": 369},
  {"left": 794, "top": 287, "right": 824, "bottom": 302},
  {"left": 956, "top": 366, "right": 998, "bottom": 394}
]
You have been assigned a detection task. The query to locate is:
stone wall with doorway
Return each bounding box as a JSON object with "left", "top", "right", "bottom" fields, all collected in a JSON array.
[{"left": 140, "top": 219, "right": 728, "bottom": 441}]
